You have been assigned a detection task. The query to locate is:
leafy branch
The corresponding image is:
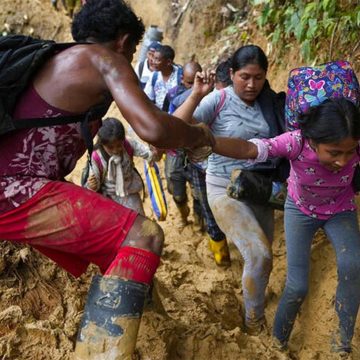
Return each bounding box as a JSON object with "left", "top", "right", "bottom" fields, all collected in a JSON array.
[{"left": 250, "top": 0, "right": 360, "bottom": 64}]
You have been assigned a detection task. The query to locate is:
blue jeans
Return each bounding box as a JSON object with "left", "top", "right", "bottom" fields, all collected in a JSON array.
[{"left": 273, "top": 196, "right": 360, "bottom": 352}]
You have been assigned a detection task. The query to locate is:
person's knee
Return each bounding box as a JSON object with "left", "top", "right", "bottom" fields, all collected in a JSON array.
[
  {"left": 257, "top": 256, "right": 273, "bottom": 276},
  {"left": 338, "top": 255, "right": 360, "bottom": 283},
  {"left": 243, "top": 246, "right": 273, "bottom": 272},
  {"left": 124, "top": 217, "right": 164, "bottom": 256},
  {"left": 173, "top": 194, "right": 187, "bottom": 205},
  {"left": 138, "top": 218, "right": 164, "bottom": 255},
  {"left": 167, "top": 181, "right": 174, "bottom": 195},
  {"left": 242, "top": 254, "right": 273, "bottom": 287},
  {"left": 285, "top": 281, "right": 308, "bottom": 302}
]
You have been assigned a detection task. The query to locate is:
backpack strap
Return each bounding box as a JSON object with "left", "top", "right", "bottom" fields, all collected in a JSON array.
[
  {"left": 176, "top": 67, "right": 183, "bottom": 86},
  {"left": 80, "top": 96, "right": 112, "bottom": 166},
  {"left": 0, "top": 35, "right": 111, "bottom": 170},
  {"left": 13, "top": 113, "right": 91, "bottom": 129},
  {"left": 82, "top": 148, "right": 105, "bottom": 188},
  {"left": 208, "top": 89, "right": 226, "bottom": 129},
  {"left": 14, "top": 96, "right": 112, "bottom": 170},
  {"left": 150, "top": 71, "right": 159, "bottom": 104},
  {"left": 92, "top": 150, "right": 104, "bottom": 180},
  {"left": 12, "top": 95, "right": 111, "bottom": 130},
  {"left": 151, "top": 71, "right": 159, "bottom": 88},
  {"left": 0, "top": 36, "right": 84, "bottom": 134},
  {"left": 138, "top": 60, "right": 145, "bottom": 79}
]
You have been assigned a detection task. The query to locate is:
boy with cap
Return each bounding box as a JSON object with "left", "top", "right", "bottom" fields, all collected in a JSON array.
[
  {"left": 144, "top": 45, "right": 182, "bottom": 109},
  {"left": 134, "top": 41, "right": 162, "bottom": 89}
]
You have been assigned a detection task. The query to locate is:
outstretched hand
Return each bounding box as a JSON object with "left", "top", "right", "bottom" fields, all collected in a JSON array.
[{"left": 191, "top": 70, "right": 216, "bottom": 99}]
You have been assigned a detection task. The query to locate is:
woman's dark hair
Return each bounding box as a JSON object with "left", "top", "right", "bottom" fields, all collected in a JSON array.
[
  {"left": 299, "top": 98, "right": 360, "bottom": 143},
  {"left": 72, "top": 0, "right": 145, "bottom": 44},
  {"left": 215, "top": 59, "right": 232, "bottom": 87},
  {"left": 96, "top": 117, "right": 125, "bottom": 147},
  {"left": 231, "top": 45, "right": 268, "bottom": 73}
]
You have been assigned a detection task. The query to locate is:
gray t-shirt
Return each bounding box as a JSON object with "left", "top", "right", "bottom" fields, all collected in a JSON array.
[{"left": 193, "top": 86, "right": 271, "bottom": 180}]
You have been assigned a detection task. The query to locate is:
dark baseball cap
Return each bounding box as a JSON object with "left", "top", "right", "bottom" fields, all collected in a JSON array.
[{"left": 148, "top": 41, "right": 162, "bottom": 52}]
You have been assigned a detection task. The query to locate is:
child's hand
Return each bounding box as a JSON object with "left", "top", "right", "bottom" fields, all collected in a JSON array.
[{"left": 87, "top": 175, "right": 99, "bottom": 191}]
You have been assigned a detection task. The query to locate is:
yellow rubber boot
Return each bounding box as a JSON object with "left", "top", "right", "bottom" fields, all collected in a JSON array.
[{"left": 209, "top": 238, "right": 231, "bottom": 266}]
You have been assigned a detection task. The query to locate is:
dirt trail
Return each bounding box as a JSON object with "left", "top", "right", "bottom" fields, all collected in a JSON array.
[{"left": 0, "top": 1, "right": 360, "bottom": 359}]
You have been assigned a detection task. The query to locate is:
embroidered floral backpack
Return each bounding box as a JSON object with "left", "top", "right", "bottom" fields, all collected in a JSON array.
[
  {"left": 285, "top": 60, "right": 360, "bottom": 131},
  {"left": 285, "top": 60, "right": 360, "bottom": 192}
]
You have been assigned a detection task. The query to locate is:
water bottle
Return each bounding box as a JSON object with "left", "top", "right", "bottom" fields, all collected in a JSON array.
[{"left": 137, "top": 25, "right": 163, "bottom": 63}]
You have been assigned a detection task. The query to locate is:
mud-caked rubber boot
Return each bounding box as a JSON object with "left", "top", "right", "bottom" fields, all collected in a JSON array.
[
  {"left": 74, "top": 275, "right": 148, "bottom": 360},
  {"left": 175, "top": 202, "right": 190, "bottom": 229},
  {"left": 209, "top": 238, "right": 231, "bottom": 266}
]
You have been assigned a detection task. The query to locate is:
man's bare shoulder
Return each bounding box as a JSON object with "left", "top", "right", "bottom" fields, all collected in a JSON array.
[
  {"left": 53, "top": 43, "right": 128, "bottom": 71},
  {"left": 62, "top": 44, "right": 130, "bottom": 74},
  {"left": 34, "top": 43, "right": 130, "bottom": 110}
]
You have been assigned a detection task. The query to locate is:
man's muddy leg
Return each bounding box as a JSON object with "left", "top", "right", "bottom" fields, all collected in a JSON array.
[{"left": 74, "top": 215, "right": 164, "bottom": 360}]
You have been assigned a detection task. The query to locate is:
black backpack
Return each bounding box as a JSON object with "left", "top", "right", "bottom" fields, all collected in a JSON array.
[{"left": 0, "top": 35, "right": 111, "bottom": 157}]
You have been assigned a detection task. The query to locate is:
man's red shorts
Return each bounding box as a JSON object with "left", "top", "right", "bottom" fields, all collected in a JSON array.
[{"left": 0, "top": 181, "right": 138, "bottom": 277}]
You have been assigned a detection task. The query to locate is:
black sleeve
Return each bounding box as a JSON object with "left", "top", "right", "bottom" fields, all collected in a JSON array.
[
  {"left": 274, "top": 91, "right": 286, "bottom": 133},
  {"left": 258, "top": 82, "right": 284, "bottom": 137}
]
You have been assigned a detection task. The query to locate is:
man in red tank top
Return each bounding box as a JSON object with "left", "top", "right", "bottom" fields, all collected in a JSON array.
[{"left": 0, "top": 0, "right": 214, "bottom": 358}]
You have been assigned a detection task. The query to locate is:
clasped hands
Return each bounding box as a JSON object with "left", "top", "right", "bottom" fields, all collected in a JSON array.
[{"left": 185, "top": 122, "right": 215, "bottom": 163}]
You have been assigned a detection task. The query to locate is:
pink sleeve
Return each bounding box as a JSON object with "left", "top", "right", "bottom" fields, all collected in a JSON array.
[
  {"left": 91, "top": 150, "right": 104, "bottom": 180},
  {"left": 250, "top": 130, "right": 303, "bottom": 162},
  {"left": 248, "top": 138, "right": 269, "bottom": 163}
]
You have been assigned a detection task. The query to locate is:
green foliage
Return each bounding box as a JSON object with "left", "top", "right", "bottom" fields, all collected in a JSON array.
[
  {"left": 250, "top": 0, "right": 360, "bottom": 63},
  {"left": 225, "top": 24, "right": 239, "bottom": 35}
]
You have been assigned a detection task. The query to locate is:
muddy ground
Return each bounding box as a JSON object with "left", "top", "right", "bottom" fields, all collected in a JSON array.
[{"left": 0, "top": 0, "right": 360, "bottom": 359}]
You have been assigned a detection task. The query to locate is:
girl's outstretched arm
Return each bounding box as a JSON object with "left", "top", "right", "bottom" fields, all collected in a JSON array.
[{"left": 214, "top": 137, "right": 258, "bottom": 159}]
